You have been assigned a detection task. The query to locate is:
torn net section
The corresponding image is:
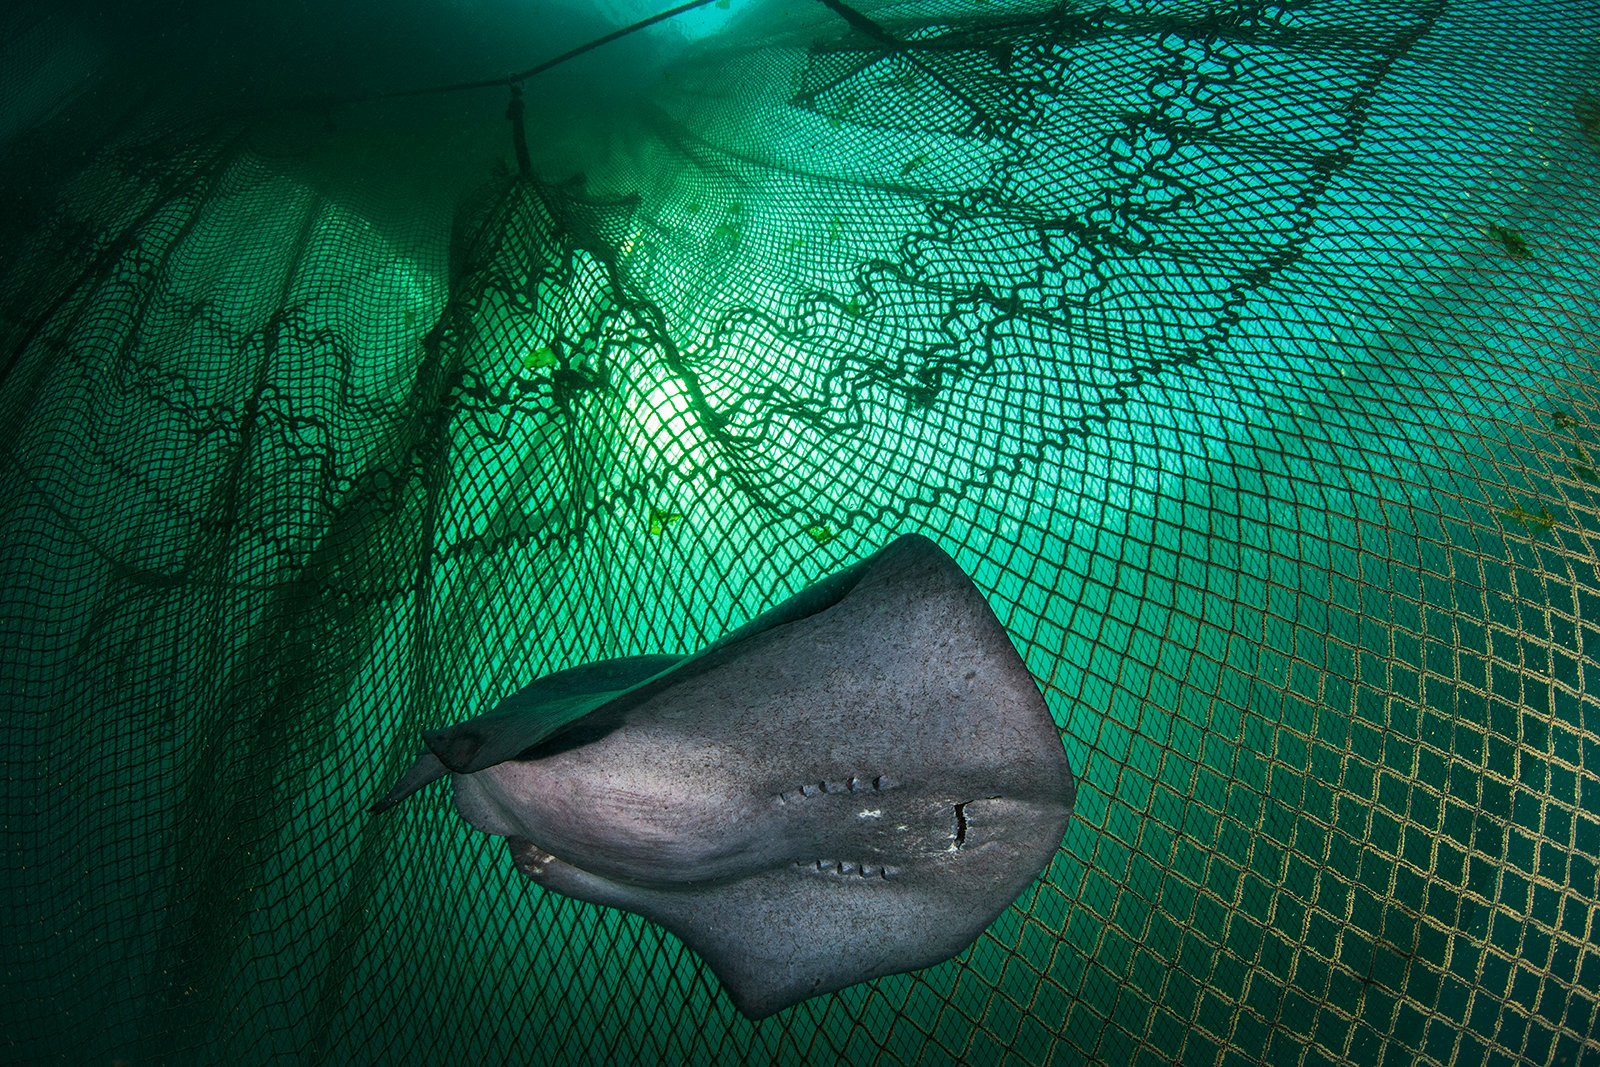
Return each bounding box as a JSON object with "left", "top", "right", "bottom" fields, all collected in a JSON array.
[{"left": 1, "top": 1, "right": 1598, "bottom": 1064}]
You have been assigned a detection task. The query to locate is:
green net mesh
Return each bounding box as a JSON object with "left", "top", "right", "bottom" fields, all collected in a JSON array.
[{"left": 3, "top": 0, "right": 1598, "bottom": 1063}]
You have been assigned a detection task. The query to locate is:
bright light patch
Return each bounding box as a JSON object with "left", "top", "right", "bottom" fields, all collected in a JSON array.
[{"left": 630, "top": 376, "right": 705, "bottom": 466}]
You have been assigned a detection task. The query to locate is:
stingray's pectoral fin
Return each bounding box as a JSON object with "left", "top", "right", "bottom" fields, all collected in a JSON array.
[
  {"left": 421, "top": 654, "right": 686, "bottom": 775},
  {"left": 368, "top": 750, "right": 449, "bottom": 813},
  {"left": 423, "top": 725, "right": 484, "bottom": 772}
]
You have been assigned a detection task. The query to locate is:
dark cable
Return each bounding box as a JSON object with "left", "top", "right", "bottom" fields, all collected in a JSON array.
[
  {"left": 306, "top": 0, "right": 728, "bottom": 109},
  {"left": 811, "top": 0, "right": 904, "bottom": 49},
  {"left": 289, "top": 0, "right": 908, "bottom": 116},
  {"left": 506, "top": 84, "right": 531, "bottom": 175}
]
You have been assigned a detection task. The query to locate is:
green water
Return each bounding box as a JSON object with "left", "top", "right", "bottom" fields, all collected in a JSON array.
[{"left": 1, "top": 0, "right": 1597, "bottom": 1064}]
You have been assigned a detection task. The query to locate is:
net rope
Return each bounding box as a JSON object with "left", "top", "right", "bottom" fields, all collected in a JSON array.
[{"left": 2, "top": 0, "right": 1597, "bottom": 1063}]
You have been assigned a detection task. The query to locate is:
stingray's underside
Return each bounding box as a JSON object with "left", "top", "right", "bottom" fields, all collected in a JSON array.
[{"left": 375, "top": 534, "right": 1076, "bottom": 1018}]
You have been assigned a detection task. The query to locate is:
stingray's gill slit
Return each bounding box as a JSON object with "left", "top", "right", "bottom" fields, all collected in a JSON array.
[
  {"left": 777, "top": 772, "right": 899, "bottom": 803},
  {"left": 373, "top": 533, "right": 1077, "bottom": 1020},
  {"left": 807, "top": 858, "right": 900, "bottom": 879}
]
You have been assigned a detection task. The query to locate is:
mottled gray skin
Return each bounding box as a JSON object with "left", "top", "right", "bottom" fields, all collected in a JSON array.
[{"left": 375, "top": 534, "right": 1075, "bottom": 1019}]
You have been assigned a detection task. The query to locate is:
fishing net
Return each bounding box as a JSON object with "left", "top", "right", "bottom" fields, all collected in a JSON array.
[{"left": 3, "top": 0, "right": 1597, "bottom": 1063}]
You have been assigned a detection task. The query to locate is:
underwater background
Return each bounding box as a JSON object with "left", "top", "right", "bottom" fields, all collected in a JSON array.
[{"left": 1, "top": 0, "right": 1597, "bottom": 1063}]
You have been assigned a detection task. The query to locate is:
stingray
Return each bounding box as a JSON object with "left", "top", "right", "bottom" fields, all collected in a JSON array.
[{"left": 373, "top": 533, "right": 1075, "bottom": 1019}]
